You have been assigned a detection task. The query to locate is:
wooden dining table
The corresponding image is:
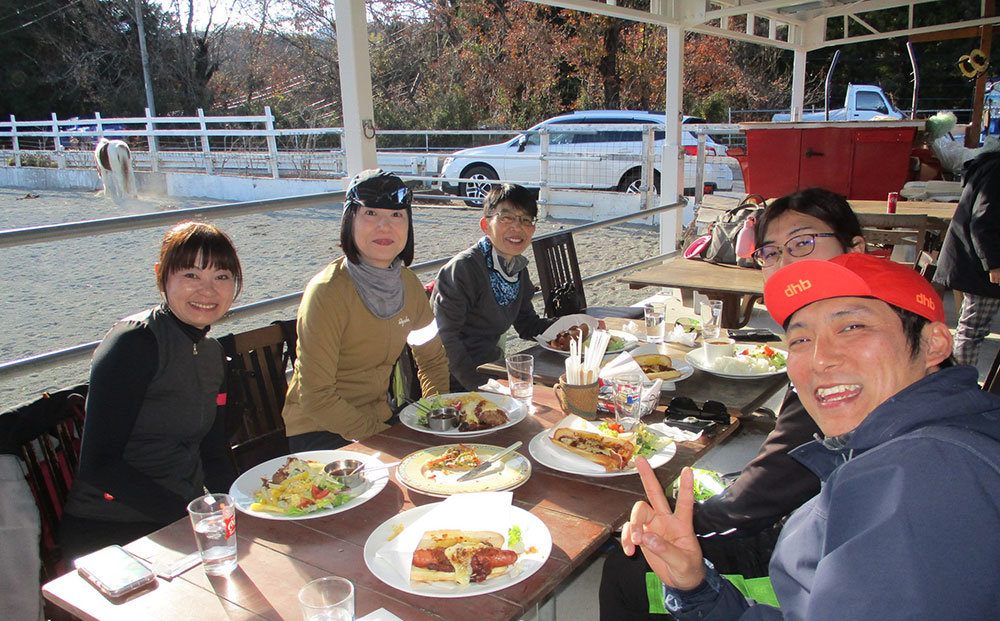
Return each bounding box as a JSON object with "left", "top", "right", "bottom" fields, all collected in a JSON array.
[
  {"left": 848, "top": 199, "right": 957, "bottom": 224},
  {"left": 42, "top": 386, "right": 741, "bottom": 621},
  {"left": 619, "top": 257, "right": 765, "bottom": 329}
]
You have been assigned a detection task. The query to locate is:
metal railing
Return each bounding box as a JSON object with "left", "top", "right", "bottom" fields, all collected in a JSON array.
[{"left": 0, "top": 196, "right": 683, "bottom": 381}]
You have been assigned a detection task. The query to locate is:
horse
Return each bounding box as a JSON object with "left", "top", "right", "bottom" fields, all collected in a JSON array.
[{"left": 94, "top": 138, "right": 137, "bottom": 203}]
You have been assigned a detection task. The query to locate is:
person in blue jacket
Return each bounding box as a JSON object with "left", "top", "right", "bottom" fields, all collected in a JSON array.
[{"left": 623, "top": 253, "right": 1000, "bottom": 619}]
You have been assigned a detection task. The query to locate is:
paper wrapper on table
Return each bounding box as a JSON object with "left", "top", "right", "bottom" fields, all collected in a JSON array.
[
  {"left": 534, "top": 314, "right": 600, "bottom": 348},
  {"left": 600, "top": 351, "right": 676, "bottom": 392},
  {"left": 665, "top": 323, "right": 698, "bottom": 347},
  {"left": 647, "top": 421, "right": 702, "bottom": 443},
  {"left": 375, "top": 492, "right": 514, "bottom": 583},
  {"left": 477, "top": 379, "right": 511, "bottom": 396},
  {"left": 555, "top": 374, "right": 599, "bottom": 419}
]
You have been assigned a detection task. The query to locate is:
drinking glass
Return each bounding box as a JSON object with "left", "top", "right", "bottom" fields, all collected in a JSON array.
[
  {"left": 187, "top": 493, "right": 237, "bottom": 576},
  {"left": 505, "top": 354, "right": 534, "bottom": 404},
  {"left": 298, "top": 576, "right": 354, "bottom": 621},
  {"left": 701, "top": 300, "right": 724, "bottom": 342},
  {"left": 612, "top": 374, "right": 645, "bottom": 432},
  {"left": 644, "top": 302, "right": 666, "bottom": 343}
]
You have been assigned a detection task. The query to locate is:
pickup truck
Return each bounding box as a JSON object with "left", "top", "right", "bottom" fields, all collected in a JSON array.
[{"left": 772, "top": 84, "right": 904, "bottom": 122}]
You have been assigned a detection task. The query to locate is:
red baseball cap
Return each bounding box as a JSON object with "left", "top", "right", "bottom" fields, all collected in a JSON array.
[{"left": 764, "top": 253, "right": 946, "bottom": 327}]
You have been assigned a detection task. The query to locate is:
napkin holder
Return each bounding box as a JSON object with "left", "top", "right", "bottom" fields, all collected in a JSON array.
[{"left": 555, "top": 374, "right": 599, "bottom": 420}]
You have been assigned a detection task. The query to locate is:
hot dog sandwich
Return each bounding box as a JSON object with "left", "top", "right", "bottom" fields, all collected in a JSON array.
[
  {"left": 633, "top": 354, "right": 682, "bottom": 381},
  {"left": 410, "top": 530, "right": 519, "bottom": 585},
  {"left": 549, "top": 427, "right": 636, "bottom": 472}
]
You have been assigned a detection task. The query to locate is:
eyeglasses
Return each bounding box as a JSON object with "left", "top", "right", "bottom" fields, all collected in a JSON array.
[
  {"left": 495, "top": 213, "right": 536, "bottom": 227},
  {"left": 666, "top": 396, "right": 729, "bottom": 423},
  {"left": 346, "top": 186, "right": 412, "bottom": 210},
  {"left": 751, "top": 233, "right": 838, "bottom": 267}
]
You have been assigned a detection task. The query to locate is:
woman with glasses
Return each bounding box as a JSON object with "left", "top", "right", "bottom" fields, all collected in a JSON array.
[
  {"left": 282, "top": 169, "right": 450, "bottom": 451},
  {"left": 431, "top": 184, "right": 555, "bottom": 391},
  {"left": 600, "top": 187, "right": 864, "bottom": 621}
]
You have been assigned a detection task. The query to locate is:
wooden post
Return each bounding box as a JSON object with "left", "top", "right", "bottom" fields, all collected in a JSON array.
[
  {"left": 145, "top": 107, "right": 160, "bottom": 172},
  {"left": 966, "top": 0, "right": 995, "bottom": 147},
  {"left": 10, "top": 114, "right": 21, "bottom": 168},
  {"left": 539, "top": 128, "right": 550, "bottom": 217},
  {"left": 95, "top": 111, "right": 104, "bottom": 140},
  {"left": 198, "top": 108, "right": 213, "bottom": 174},
  {"left": 264, "top": 106, "right": 280, "bottom": 179},
  {"left": 51, "top": 113, "right": 65, "bottom": 169}
]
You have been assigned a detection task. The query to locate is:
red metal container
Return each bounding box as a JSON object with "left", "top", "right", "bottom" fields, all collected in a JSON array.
[
  {"left": 729, "top": 121, "right": 922, "bottom": 200},
  {"left": 887, "top": 191, "right": 899, "bottom": 213}
]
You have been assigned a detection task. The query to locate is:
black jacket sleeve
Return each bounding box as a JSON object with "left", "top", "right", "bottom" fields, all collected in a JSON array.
[
  {"left": 692, "top": 389, "right": 822, "bottom": 536},
  {"left": 78, "top": 324, "right": 191, "bottom": 521}
]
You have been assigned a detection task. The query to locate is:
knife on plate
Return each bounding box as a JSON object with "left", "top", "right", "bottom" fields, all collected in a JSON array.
[{"left": 457, "top": 441, "right": 522, "bottom": 482}]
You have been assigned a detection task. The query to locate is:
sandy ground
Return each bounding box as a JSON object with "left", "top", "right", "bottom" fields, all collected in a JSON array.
[{"left": 0, "top": 187, "right": 663, "bottom": 410}]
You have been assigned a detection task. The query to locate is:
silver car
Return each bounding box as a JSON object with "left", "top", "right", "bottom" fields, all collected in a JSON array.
[{"left": 439, "top": 110, "right": 734, "bottom": 205}]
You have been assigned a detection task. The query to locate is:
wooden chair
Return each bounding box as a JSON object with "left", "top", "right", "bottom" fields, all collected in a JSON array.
[
  {"left": 2, "top": 384, "right": 88, "bottom": 583},
  {"left": 984, "top": 348, "right": 1000, "bottom": 396},
  {"left": 856, "top": 213, "right": 928, "bottom": 270},
  {"left": 532, "top": 231, "right": 644, "bottom": 319},
  {"left": 219, "top": 320, "right": 297, "bottom": 473}
]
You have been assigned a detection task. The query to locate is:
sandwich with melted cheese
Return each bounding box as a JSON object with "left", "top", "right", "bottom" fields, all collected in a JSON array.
[
  {"left": 549, "top": 427, "right": 637, "bottom": 472},
  {"left": 410, "top": 530, "right": 519, "bottom": 585},
  {"left": 633, "top": 354, "right": 682, "bottom": 381}
]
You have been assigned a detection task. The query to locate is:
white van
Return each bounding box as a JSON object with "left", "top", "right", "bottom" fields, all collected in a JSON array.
[{"left": 438, "top": 110, "right": 734, "bottom": 205}]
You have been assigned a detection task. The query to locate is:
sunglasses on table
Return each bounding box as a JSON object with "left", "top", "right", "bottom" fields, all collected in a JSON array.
[
  {"left": 666, "top": 396, "right": 730, "bottom": 423},
  {"left": 751, "top": 233, "right": 838, "bottom": 268},
  {"left": 346, "top": 186, "right": 412, "bottom": 210}
]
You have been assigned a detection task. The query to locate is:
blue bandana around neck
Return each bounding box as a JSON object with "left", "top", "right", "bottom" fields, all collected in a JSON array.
[{"left": 478, "top": 236, "right": 525, "bottom": 306}]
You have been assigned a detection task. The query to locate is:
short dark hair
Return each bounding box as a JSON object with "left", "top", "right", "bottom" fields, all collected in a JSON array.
[
  {"left": 890, "top": 305, "right": 955, "bottom": 367},
  {"left": 339, "top": 170, "right": 415, "bottom": 266},
  {"left": 482, "top": 183, "right": 538, "bottom": 219},
  {"left": 157, "top": 222, "right": 242, "bottom": 297},
  {"left": 756, "top": 188, "right": 863, "bottom": 252}
]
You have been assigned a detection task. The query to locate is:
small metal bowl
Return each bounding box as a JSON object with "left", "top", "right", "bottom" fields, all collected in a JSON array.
[
  {"left": 324, "top": 459, "right": 366, "bottom": 488},
  {"left": 426, "top": 406, "right": 460, "bottom": 431}
]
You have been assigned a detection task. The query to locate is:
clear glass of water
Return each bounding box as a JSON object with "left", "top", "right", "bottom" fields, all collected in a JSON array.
[
  {"left": 644, "top": 302, "right": 666, "bottom": 343},
  {"left": 187, "top": 492, "right": 237, "bottom": 576},
  {"left": 299, "top": 576, "right": 355, "bottom": 621},
  {"left": 612, "top": 375, "right": 645, "bottom": 432},
  {"left": 505, "top": 353, "right": 534, "bottom": 405},
  {"left": 701, "top": 300, "right": 724, "bottom": 342}
]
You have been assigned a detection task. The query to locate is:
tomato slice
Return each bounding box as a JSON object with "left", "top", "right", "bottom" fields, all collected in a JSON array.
[
  {"left": 298, "top": 497, "right": 315, "bottom": 508},
  {"left": 312, "top": 485, "right": 330, "bottom": 499}
]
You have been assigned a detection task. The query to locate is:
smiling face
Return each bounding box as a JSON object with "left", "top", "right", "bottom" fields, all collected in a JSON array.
[
  {"left": 480, "top": 201, "right": 535, "bottom": 260},
  {"left": 784, "top": 296, "right": 947, "bottom": 437},
  {"left": 352, "top": 206, "right": 409, "bottom": 267},
  {"left": 158, "top": 253, "right": 237, "bottom": 329},
  {"left": 759, "top": 211, "right": 864, "bottom": 280}
]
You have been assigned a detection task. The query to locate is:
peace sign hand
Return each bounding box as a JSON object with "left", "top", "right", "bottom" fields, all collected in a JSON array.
[{"left": 621, "top": 458, "right": 706, "bottom": 590}]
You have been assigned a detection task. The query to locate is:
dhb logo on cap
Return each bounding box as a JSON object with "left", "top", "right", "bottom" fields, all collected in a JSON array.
[
  {"left": 784, "top": 279, "right": 812, "bottom": 297},
  {"left": 915, "top": 293, "right": 937, "bottom": 313}
]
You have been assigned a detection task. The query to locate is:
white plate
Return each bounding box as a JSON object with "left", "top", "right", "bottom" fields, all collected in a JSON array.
[
  {"left": 624, "top": 344, "right": 694, "bottom": 385},
  {"left": 229, "top": 450, "right": 389, "bottom": 520},
  {"left": 527, "top": 427, "right": 676, "bottom": 477},
  {"left": 685, "top": 345, "right": 788, "bottom": 380},
  {"left": 396, "top": 444, "right": 532, "bottom": 498},
  {"left": 399, "top": 393, "right": 527, "bottom": 438},
  {"left": 536, "top": 329, "right": 639, "bottom": 356},
  {"left": 363, "top": 503, "right": 552, "bottom": 598}
]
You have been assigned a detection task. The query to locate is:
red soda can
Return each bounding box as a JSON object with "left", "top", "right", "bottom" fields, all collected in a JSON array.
[{"left": 887, "top": 191, "right": 898, "bottom": 213}]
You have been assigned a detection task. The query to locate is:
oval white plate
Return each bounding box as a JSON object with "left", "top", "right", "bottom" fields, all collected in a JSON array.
[
  {"left": 398, "top": 392, "right": 527, "bottom": 438},
  {"left": 685, "top": 345, "right": 788, "bottom": 380},
  {"left": 527, "top": 427, "right": 676, "bottom": 477},
  {"left": 229, "top": 450, "right": 389, "bottom": 520},
  {"left": 364, "top": 503, "right": 552, "bottom": 598},
  {"left": 395, "top": 444, "right": 532, "bottom": 498},
  {"left": 535, "top": 329, "right": 639, "bottom": 356}
]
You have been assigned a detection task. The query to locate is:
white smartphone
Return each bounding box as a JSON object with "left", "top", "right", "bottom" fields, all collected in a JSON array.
[{"left": 74, "top": 545, "right": 156, "bottom": 598}]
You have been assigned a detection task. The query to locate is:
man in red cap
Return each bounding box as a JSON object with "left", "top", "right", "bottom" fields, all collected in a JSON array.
[{"left": 621, "top": 254, "right": 1000, "bottom": 619}]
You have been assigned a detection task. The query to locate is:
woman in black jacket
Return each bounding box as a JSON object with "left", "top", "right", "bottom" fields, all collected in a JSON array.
[{"left": 59, "top": 222, "right": 242, "bottom": 561}]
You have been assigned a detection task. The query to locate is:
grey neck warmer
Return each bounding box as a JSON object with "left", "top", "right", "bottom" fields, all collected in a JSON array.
[
  {"left": 346, "top": 257, "right": 405, "bottom": 319},
  {"left": 493, "top": 246, "right": 528, "bottom": 283}
]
